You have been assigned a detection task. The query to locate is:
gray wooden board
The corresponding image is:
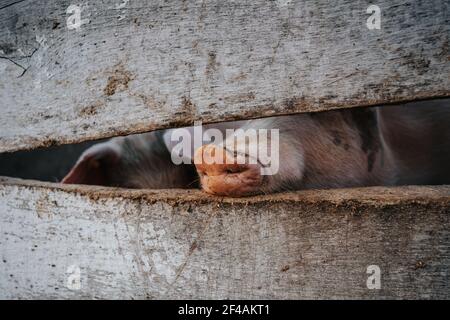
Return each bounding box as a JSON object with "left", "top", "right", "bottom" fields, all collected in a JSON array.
[
  {"left": 0, "top": 177, "right": 449, "bottom": 299},
  {"left": 0, "top": 0, "right": 449, "bottom": 152}
]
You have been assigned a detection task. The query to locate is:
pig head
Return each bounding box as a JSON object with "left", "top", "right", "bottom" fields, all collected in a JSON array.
[{"left": 62, "top": 100, "right": 450, "bottom": 197}]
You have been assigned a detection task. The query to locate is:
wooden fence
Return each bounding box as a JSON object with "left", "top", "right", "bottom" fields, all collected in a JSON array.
[{"left": 0, "top": 0, "right": 449, "bottom": 299}]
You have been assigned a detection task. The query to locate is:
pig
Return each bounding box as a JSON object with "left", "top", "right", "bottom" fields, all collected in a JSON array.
[
  {"left": 62, "top": 130, "right": 199, "bottom": 189},
  {"left": 62, "top": 100, "right": 450, "bottom": 197}
]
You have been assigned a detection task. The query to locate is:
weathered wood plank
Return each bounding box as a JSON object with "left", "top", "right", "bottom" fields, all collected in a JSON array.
[
  {"left": 0, "top": 177, "right": 449, "bottom": 299},
  {"left": 0, "top": 0, "right": 449, "bottom": 152}
]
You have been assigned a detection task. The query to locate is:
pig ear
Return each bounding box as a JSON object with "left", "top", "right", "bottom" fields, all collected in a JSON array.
[{"left": 61, "top": 143, "right": 120, "bottom": 186}]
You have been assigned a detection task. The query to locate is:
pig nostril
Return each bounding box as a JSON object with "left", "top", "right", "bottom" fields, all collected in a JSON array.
[{"left": 225, "top": 167, "right": 242, "bottom": 174}]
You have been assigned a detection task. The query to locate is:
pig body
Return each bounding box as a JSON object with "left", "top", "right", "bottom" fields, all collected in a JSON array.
[{"left": 63, "top": 100, "right": 450, "bottom": 197}]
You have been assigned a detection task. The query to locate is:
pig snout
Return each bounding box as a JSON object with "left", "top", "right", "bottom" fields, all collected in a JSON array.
[{"left": 194, "top": 144, "right": 263, "bottom": 197}]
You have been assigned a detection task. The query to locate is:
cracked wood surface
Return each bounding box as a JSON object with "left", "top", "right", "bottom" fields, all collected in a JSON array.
[
  {"left": 0, "top": 177, "right": 449, "bottom": 299},
  {"left": 0, "top": 0, "right": 449, "bottom": 152}
]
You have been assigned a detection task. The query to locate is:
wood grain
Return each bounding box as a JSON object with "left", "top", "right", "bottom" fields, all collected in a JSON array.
[
  {"left": 0, "top": 177, "right": 449, "bottom": 299},
  {"left": 0, "top": 0, "right": 449, "bottom": 152}
]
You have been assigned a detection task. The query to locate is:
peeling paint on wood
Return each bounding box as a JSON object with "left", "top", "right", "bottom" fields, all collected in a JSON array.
[
  {"left": 0, "top": 177, "right": 449, "bottom": 299},
  {"left": 0, "top": 0, "right": 449, "bottom": 152}
]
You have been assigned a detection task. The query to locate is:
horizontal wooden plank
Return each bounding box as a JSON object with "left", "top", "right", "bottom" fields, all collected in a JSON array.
[
  {"left": 0, "top": 0, "right": 449, "bottom": 152},
  {"left": 0, "top": 177, "right": 449, "bottom": 299}
]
